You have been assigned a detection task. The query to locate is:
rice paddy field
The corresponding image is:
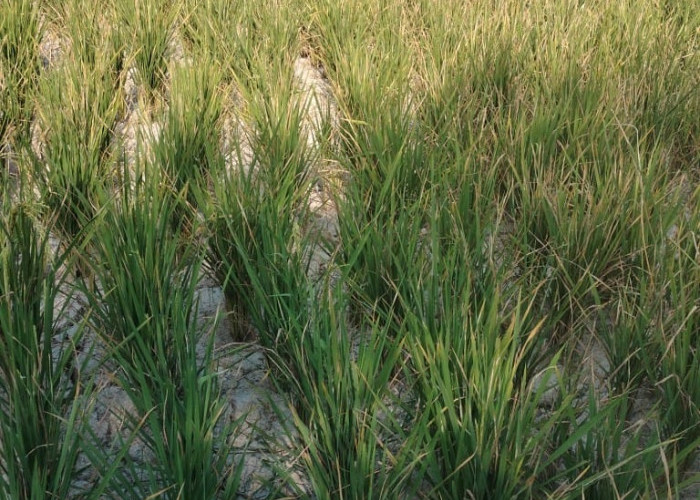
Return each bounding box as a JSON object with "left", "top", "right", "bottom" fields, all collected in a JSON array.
[{"left": 1, "top": 0, "right": 699, "bottom": 498}]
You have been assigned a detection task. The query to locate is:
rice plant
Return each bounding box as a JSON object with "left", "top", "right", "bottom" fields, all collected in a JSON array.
[
  {"left": 549, "top": 390, "right": 676, "bottom": 499},
  {"left": 116, "top": 0, "right": 176, "bottom": 98},
  {"left": 0, "top": 0, "right": 41, "bottom": 145},
  {"left": 397, "top": 234, "right": 550, "bottom": 498},
  {"left": 273, "top": 288, "right": 415, "bottom": 499},
  {"left": 151, "top": 60, "right": 224, "bottom": 228},
  {"left": 203, "top": 74, "right": 314, "bottom": 345},
  {"left": 653, "top": 195, "right": 700, "bottom": 469},
  {"left": 181, "top": 0, "right": 300, "bottom": 81},
  {"left": 44, "top": 0, "right": 121, "bottom": 74},
  {"left": 83, "top": 169, "right": 242, "bottom": 499},
  {"left": 31, "top": 56, "right": 121, "bottom": 270},
  {"left": 0, "top": 203, "right": 89, "bottom": 499}
]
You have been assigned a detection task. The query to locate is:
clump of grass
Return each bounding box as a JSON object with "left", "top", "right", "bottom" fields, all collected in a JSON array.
[
  {"left": 304, "top": 0, "right": 411, "bottom": 114},
  {"left": 151, "top": 60, "right": 224, "bottom": 226},
  {"left": 652, "top": 194, "right": 700, "bottom": 467},
  {"left": 549, "top": 390, "right": 676, "bottom": 498},
  {"left": 331, "top": 96, "right": 431, "bottom": 325},
  {"left": 0, "top": 203, "right": 88, "bottom": 499},
  {"left": 54, "top": 0, "right": 125, "bottom": 82},
  {"left": 596, "top": 287, "right": 659, "bottom": 393},
  {"left": 592, "top": 173, "right": 686, "bottom": 394},
  {"left": 273, "top": 288, "right": 414, "bottom": 499},
  {"left": 31, "top": 56, "right": 121, "bottom": 267},
  {"left": 335, "top": 190, "right": 425, "bottom": 328},
  {"left": 84, "top": 171, "right": 198, "bottom": 380},
  {"left": 117, "top": 0, "right": 176, "bottom": 99},
  {"left": 182, "top": 0, "right": 300, "bottom": 81},
  {"left": 83, "top": 169, "right": 241, "bottom": 499},
  {"left": 203, "top": 75, "right": 314, "bottom": 344},
  {"left": 398, "top": 249, "right": 551, "bottom": 497},
  {"left": 0, "top": 0, "right": 41, "bottom": 145},
  {"left": 511, "top": 139, "right": 680, "bottom": 338}
]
